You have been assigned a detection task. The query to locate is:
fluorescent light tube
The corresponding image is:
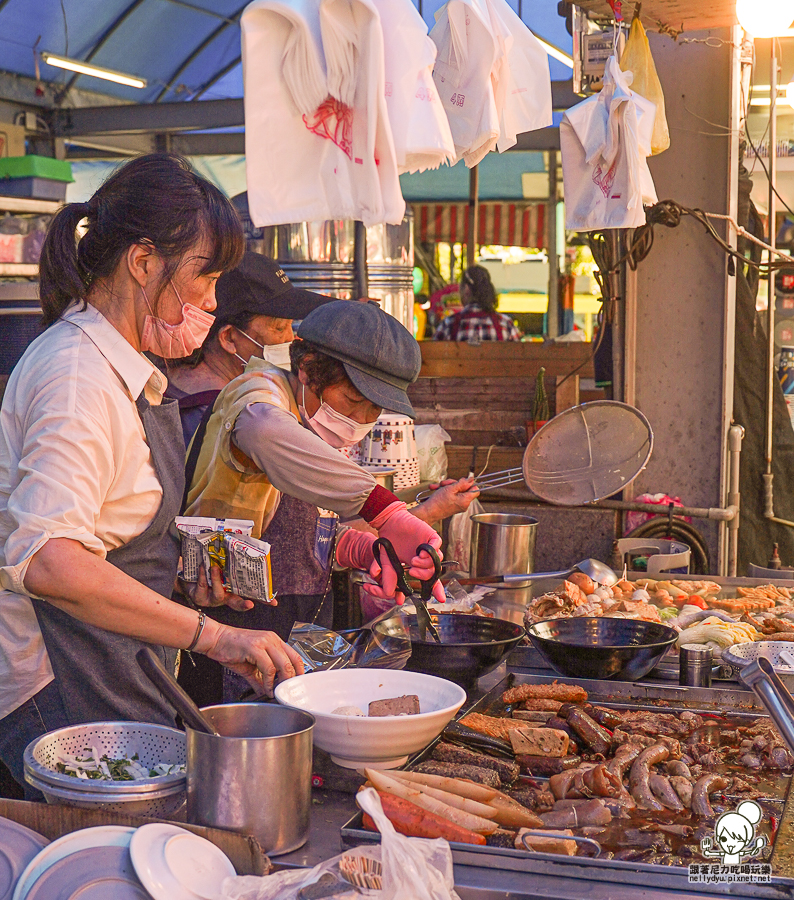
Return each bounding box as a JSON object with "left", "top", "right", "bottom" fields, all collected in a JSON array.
[
  {"left": 535, "top": 37, "right": 574, "bottom": 69},
  {"left": 42, "top": 52, "right": 147, "bottom": 89}
]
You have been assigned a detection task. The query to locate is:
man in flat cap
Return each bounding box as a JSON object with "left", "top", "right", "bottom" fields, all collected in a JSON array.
[{"left": 182, "top": 299, "right": 477, "bottom": 701}]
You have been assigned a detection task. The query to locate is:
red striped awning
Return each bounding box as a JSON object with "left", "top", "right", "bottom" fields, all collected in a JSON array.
[{"left": 411, "top": 202, "right": 546, "bottom": 249}]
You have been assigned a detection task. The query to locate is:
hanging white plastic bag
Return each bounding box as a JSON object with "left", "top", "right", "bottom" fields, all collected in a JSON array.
[
  {"left": 242, "top": 0, "right": 405, "bottom": 228},
  {"left": 430, "top": 0, "right": 500, "bottom": 166},
  {"left": 415, "top": 424, "right": 451, "bottom": 483},
  {"left": 484, "top": 0, "right": 552, "bottom": 151},
  {"left": 371, "top": 0, "right": 455, "bottom": 173},
  {"left": 220, "top": 788, "right": 460, "bottom": 900},
  {"left": 560, "top": 54, "right": 657, "bottom": 231},
  {"left": 446, "top": 496, "right": 484, "bottom": 575},
  {"left": 404, "top": 58, "right": 457, "bottom": 173}
]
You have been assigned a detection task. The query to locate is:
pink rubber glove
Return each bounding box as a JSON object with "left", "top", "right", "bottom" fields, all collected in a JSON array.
[
  {"left": 370, "top": 502, "right": 445, "bottom": 603},
  {"left": 335, "top": 529, "right": 403, "bottom": 602}
]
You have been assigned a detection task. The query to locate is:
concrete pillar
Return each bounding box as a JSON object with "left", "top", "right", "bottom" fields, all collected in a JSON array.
[{"left": 628, "top": 28, "right": 740, "bottom": 572}]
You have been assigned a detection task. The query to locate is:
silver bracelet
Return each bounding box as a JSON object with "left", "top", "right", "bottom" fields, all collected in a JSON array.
[{"left": 186, "top": 610, "right": 206, "bottom": 652}]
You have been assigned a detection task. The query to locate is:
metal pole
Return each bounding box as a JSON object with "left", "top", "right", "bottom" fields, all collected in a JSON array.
[
  {"left": 608, "top": 230, "right": 623, "bottom": 402},
  {"left": 353, "top": 220, "right": 368, "bottom": 299},
  {"left": 546, "top": 150, "right": 560, "bottom": 339},
  {"left": 467, "top": 165, "right": 479, "bottom": 268},
  {"left": 727, "top": 424, "right": 745, "bottom": 577},
  {"left": 763, "top": 42, "right": 778, "bottom": 517}
]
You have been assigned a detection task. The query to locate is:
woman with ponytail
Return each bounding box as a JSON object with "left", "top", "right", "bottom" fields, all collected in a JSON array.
[
  {"left": 0, "top": 154, "right": 303, "bottom": 797},
  {"left": 433, "top": 265, "right": 522, "bottom": 341}
]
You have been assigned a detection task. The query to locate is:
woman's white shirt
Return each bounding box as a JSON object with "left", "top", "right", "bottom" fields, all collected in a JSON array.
[{"left": 0, "top": 303, "right": 165, "bottom": 718}]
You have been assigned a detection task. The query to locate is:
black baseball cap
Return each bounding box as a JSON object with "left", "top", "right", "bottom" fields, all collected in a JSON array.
[
  {"left": 215, "top": 252, "right": 332, "bottom": 322},
  {"left": 297, "top": 300, "right": 422, "bottom": 418}
]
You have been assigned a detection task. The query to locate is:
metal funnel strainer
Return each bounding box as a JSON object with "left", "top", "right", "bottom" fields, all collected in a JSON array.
[
  {"left": 522, "top": 400, "right": 653, "bottom": 506},
  {"left": 416, "top": 401, "right": 654, "bottom": 507}
]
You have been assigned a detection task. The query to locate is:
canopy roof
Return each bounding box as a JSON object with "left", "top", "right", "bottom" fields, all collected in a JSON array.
[{"left": 0, "top": 0, "right": 574, "bottom": 108}]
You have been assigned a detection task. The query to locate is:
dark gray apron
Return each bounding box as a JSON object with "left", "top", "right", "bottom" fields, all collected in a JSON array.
[
  {"left": 216, "top": 492, "right": 338, "bottom": 702},
  {"left": 34, "top": 393, "right": 185, "bottom": 727}
]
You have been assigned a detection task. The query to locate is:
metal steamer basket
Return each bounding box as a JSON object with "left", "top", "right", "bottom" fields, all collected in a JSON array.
[
  {"left": 24, "top": 721, "right": 186, "bottom": 816},
  {"left": 341, "top": 674, "right": 794, "bottom": 900}
]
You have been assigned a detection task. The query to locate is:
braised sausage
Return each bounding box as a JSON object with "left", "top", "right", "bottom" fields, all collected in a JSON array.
[
  {"left": 566, "top": 708, "right": 613, "bottom": 756},
  {"left": 629, "top": 743, "right": 669, "bottom": 811},
  {"left": 516, "top": 754, "right": 581, "bottom": 777},
  {"left": 691, "top": 774, "right": 729, "bottom": 817},
  {"left": 502, "top": 683, "right": 588, "bottom": 705},
  {"left": 585, "top": 705, "right": 624, "bottom": 730}
]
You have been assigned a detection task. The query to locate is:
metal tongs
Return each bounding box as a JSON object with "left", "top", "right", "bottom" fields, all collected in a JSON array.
[
  {"left": 373, "top": 537, "right": 442, "bottom": 644},
  {"left": 415, "top": 467, "right": 524, "bottom": 503},
  {"left": 740, "top": 657, "right": 794, "bottom": 754}
]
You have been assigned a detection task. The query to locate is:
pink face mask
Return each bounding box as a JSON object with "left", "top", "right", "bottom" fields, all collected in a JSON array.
[{"left": 140, "top": 282, "right": 215, "bottom": 358}]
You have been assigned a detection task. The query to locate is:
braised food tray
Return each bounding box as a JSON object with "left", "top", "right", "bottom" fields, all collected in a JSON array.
[{"left": 341, "top": 673, "right": 794, "bottom": 899}]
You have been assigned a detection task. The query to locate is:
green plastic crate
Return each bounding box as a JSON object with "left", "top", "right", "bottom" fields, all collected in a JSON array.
[{"left": 0, "top": 156, "right": 73, "bottom": 183}]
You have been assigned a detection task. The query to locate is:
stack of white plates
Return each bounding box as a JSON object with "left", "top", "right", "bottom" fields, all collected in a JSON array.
[
  {"left": 0, "top": 816, "right": 48, "bottom": 900},
  {"left": 13, "top": 823, "right": 236, "bottom": 900}
]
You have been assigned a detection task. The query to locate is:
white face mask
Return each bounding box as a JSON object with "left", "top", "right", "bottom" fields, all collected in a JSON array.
[
  {"left": 234, "top": 330, "right": 293, "bottom": 371},
  {"left": 300, "top": 384, "right": 374, "bottom": 449}
]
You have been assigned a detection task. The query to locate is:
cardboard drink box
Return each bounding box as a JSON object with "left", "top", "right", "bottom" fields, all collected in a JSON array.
[{"left": 0, "top": 798, "right": 270, "bottom": 876}]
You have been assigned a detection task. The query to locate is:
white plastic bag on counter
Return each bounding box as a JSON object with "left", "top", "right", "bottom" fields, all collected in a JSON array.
[
  {"left": 358, "top": 788, "right": 461, "bottom": 900},
  {"left": 220, "top": 789, "right": 460, "bottom": 900},
  {"left": 415, "top": 424, "right": 451, "bottom": 483},
  {"left": 561, "top": 55, "right": 657, "bottom": 231},
  {"left": 446, "top": 496, "right": 484, "bottom": 575}
]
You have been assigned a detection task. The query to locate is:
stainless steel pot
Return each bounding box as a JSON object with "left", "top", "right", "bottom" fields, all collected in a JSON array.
[
  {"left": 470, "top": 513, "right": 538, "bottom": 588},
  {"left": 186, "top": 703, "right": 315, "bottom": 856}
]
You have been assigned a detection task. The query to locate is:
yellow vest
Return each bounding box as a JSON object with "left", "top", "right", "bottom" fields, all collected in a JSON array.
[{"left": 184, "top": 360, "right": 299, "bottom": 539}]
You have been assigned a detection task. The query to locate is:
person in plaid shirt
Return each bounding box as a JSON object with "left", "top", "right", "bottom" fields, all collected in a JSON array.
[{"left": 433, "top": 265, "right": 522, "bottom": 341}]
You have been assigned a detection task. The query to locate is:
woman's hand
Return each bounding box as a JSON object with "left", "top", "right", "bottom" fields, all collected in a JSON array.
[
  {"left": 198, "top": 620, "right": 304, "bottom": 698},
  {"left": 182, "top": 565, "right": 277, "bottom": 612},
  {"left": 415, "top": 478, "right": 480, "bottom": 525}
]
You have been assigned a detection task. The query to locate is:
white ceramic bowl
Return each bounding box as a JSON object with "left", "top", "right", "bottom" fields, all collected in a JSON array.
[{"left": 274, "top": 669, "right": 466, "bottom": 769}]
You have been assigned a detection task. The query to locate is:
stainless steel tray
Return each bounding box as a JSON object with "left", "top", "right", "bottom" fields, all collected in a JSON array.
[{"left": 341, "top": 672, "right": 794, "bottom": 898}]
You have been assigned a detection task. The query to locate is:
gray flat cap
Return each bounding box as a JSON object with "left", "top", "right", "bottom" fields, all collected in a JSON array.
[{"left": 297, "top": 300, "right": 421, "bottom": 418}]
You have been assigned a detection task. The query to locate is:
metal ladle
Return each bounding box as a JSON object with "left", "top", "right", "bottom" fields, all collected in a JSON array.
[
  {"left": 137, "top": 647, "right": 219, "bottom": 736},
  {"left": 457, "top": 557, "right": 618, "bottom": 588}
]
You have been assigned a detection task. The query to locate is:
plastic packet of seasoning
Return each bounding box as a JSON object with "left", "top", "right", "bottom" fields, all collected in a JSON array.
[
  {"left": 175, "top": 516, "right": 253, "bottom": 582},
  {"left": 287, "top": 607, "right": 411, "bottom": 673},
  {"left": 195, "top": 531, "right": 227, "bottom": 581},
  {"left": 224, "top": 534, "right": 275, "bottom": 603}
]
